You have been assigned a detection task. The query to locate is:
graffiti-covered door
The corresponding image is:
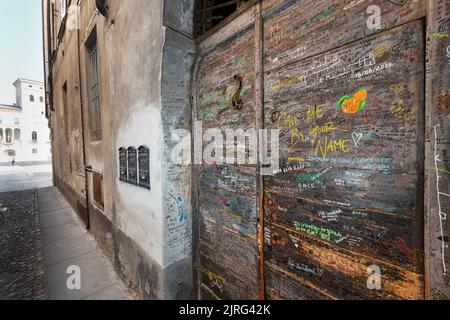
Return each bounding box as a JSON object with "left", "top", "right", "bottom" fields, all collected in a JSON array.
[
  {"left": 194, "top": 0, "right": 427, "bottom": 300},
  {"left": 262, "top": 0, "right": 426, "bottom": 300},
  {"left": 194, "top": 4, "right": 261, "bottom": 300}
]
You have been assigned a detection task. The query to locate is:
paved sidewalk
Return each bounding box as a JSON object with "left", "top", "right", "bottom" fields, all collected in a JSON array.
[{"left": 38, "top": 187, "right": 131, "bottom": 300}]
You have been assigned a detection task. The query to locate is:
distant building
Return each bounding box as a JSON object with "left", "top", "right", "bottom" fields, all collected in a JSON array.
[{"left": 0, "top": 79, "right": 51, "bottom": 162}]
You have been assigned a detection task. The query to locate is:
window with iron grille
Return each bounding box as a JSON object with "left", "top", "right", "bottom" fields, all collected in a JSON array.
[
  {"left": 85, "top": 29, "right": 102, "bottom": 142},
  {"left": 194, "top": 0, "right": 251, "bottom": 38}
]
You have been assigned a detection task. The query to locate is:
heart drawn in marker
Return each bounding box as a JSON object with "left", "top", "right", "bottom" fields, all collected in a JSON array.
[{"left": 352, "top": 133, "right": 363, "bottom": 147}]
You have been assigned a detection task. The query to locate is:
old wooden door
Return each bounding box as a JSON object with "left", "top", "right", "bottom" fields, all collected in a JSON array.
[
  {"left": 262, "top": 0, "right": 426, "bottom": 300},
  {"left": 193, "top": 2, "right": 262, "bottom": 300},
  {"left": 194, "top": 0, "right": 427, "bottom": 300}
]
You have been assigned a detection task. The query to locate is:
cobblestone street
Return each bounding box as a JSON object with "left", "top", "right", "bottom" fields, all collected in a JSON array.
[{"left": 0, "top": 190, "right": 48, "bottom": 300}]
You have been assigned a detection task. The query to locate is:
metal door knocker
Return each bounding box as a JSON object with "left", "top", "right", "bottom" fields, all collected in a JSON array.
[{"left": 231, "top": 74, "right": 244, "bottom": 110}]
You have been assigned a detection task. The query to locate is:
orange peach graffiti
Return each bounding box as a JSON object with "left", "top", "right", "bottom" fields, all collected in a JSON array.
[{"left": 336, "top": 87, "right": 367, "bottom": 114}]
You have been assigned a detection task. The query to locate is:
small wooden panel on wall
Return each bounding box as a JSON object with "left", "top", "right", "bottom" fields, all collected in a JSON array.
[
  {"left": 93, "top": 171, "right": 104, "bottom": 210},
  {"left": 263, "top": 17, "right": 426, "bottom": 299}
]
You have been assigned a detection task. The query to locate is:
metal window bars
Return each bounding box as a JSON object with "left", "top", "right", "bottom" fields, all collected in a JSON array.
[
  {"left": 86, "top": 30, "right": 102, "bottom": 142},
  {"left": 194, "top": 0, "right": 250, "bottom": 38}
]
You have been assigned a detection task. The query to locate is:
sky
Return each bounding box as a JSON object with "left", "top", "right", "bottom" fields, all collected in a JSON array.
[{"left": 0, "top": 0, "right": 44, "bottom": 105}]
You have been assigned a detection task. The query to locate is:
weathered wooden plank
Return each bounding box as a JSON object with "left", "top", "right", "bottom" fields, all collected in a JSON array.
[
  {"left": 196, "top": 29, "right": 256, "bottom": 129},
  {"left": 265, "top": 224, "right": 424, "bottom": 299},
  {"left": 198, "top": 165, "right": 259, "bottom": 299},
  {"left": 199, "top": 239, "right": 258, "bottom": 288},
  {"left": 265, "top": 191, "right": 423, "bottom": 272},
  {"left": 262, "top": 0, "right": 426, "bottom": 71},
  {"left": 199, "top": 5, "right": 256, "bottom": 53},
  {"left": 199, "top": 217, "right": 258, "bottom": 268},
  {"left": 265, "top": 262, "right": 332, "bottom": 300}
]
